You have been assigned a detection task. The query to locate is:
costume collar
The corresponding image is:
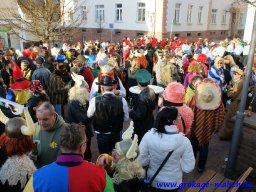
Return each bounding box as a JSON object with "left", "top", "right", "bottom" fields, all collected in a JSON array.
[
  {"left": 164, "top": 125, "right": 179, "bottom": 133},
  {"left": 56, "top": 153, "right": 84, "bottom": 163}
]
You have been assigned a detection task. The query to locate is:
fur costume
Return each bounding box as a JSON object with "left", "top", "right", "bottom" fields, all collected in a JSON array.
[
  {"left": 0, "top": 155, "right": 36, "bottom": 188},
  {"left": 97, "top": 121, "right": 145, "bottom": 186}
]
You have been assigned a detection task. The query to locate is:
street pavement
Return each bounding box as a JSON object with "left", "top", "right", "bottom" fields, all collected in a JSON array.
[{"left": 90, "top": 119, "right": 234, "bottom": 191}]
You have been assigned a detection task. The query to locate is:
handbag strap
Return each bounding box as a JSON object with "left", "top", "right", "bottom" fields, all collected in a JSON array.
[{"left": 149, "top": 150, "right": 174, "bottom": 185}]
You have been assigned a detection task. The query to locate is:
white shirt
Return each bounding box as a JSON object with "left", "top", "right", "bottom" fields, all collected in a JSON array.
[
  {"left": 89, "top": 77, "right": 126, "bottom": 100},
  {"left": 87, "top": 91, "right": 129, "bottom": 122}
]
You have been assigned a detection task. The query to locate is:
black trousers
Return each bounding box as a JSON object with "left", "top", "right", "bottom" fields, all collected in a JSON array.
[
  {"left": 190, "top": 136, "right": 209, "bottom": 170},
  {"left": 96, "top": 132, "right": 121, "bottom": 154}
]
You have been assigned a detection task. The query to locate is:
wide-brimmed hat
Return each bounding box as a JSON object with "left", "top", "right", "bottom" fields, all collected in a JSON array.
[
  {"left": 232, "top": 66, "right": 244, "bottom": 76},
  {"left": 96, "top": 75, "right": 117, "bottom": 86},
  {"left": 163, "top": 82, "right": 185, "bottom": 103},
  {"left": 195, "top": 81, "right": 222, "bottom": 110}
]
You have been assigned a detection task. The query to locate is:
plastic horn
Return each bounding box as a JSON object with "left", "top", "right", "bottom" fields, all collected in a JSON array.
[
  {"left": 0, "top": 109, "right": 9, "bottom": 125},
  {"left": 21, "top": 107, "right": 35, "bottom": 136},
  {"left": 126, "top": 134, "right": 138, "bottom": 160},
  {"left": 0, "top": 97, "right": 24, "bottom": 115}
]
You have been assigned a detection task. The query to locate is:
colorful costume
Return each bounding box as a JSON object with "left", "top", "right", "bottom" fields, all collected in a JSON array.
[
  {"left": 24, "top": 154, "right": 114, "bottom": 192},
  {"left": 6, "top": 61, "right": 30, "bottom": 105},
  {"left": 97, "top": 121, "right": 145, "bottom": 192},
  {"left": 162, "top": 82, "right": 194, "bottom": 136}
]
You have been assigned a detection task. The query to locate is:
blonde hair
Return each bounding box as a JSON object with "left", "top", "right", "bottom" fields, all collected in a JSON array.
[
  {"left": 130, "top": 58, "right": 140, "bottom": 73},
  {"left": 112, "top": 157, "right": 145, "bottom": 184},
  {"left": 188, "top": 62, "right": 202, "bottom": 73},
  {"left": 68, "top": 87, "right": 89, "bottom": 105}
]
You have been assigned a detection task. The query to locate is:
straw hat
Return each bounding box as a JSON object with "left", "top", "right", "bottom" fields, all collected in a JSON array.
[
  {"left": 195, "top": 81, "right": 222, "bottom": 110},
  {"left": 232, "top": 67, "right": 244, "bottom": 76}
]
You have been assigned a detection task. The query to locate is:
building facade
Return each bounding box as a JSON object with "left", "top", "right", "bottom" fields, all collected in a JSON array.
[{"left": 66, "top": 0, "right": 248, "bottom": 42}]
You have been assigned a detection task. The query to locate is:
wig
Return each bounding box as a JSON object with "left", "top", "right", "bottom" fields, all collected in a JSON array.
[
  {"left": 188, "top": 61, "right": 202, "bottom": 73},
  {"left": 0, "top": 133, "right": 35, "bottom": 157}
]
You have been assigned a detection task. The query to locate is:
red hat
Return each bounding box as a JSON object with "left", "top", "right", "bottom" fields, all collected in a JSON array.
[
  {"left": 23, "top": 49, "right": 31, "bottom": 57},
  {"left": 197, "top": 54, "right": 208, "bottom": 64},
  {"left": 163, "top": 82, "right": 185, "bottom": 103},
  {"left": 10, "top": 61, "right": 30, "bottom": 90}
]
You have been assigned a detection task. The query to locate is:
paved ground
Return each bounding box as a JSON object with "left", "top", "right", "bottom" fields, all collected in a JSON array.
[{"left": 90, "top": 119, "right": 236, "bottom": 191}]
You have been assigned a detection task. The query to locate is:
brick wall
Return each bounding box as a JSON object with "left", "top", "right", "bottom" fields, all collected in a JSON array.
[{"left": 70, "top": 28, "right": 244, "bottom": 43}]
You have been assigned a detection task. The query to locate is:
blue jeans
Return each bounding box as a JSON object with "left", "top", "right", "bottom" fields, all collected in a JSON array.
[{"left": 53, "top": 104, "right": 62, "bottom": 116}]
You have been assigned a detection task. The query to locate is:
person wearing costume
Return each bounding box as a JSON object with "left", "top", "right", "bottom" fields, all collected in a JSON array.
[
  {"left": 89, "top": 59, "right": 126, "bottom": 100},
  {"left": 0, "top": 107, "right": 36, "bottom": 192},
  {"left": 24, "top": 123, "right": 114, "bottom": 192},
  {"left": 26, "top": 80, "right": 49, "bottom": 123},
  {"left": 6, "top": 60, "right": 30, "bottom": 105},
  {"left": 66, "top": 72, "right": 93, "bottom": 161},
  {"left": 188, "top": 81, "right": 225, "bottom": 173},
  {"left": 184, "top": 75, "right": 203, "bottom": 104},
  {"left": 129, "top": 69, "right": 156, "bottom": 143},
  {"left": 162, "top": 82, "right": 194, "bottom": 137},
  {"left": 220, "top": 67, "right": 244, "bottom": 140},
  {"left": 139, "top": 107, "right": 195, "bottom": 191},
  {"left": 97, "top": 121, "right": 145, "bottom": 192},
  {"left": 87, "top": 75, "right": 129, "bottom": 154}
]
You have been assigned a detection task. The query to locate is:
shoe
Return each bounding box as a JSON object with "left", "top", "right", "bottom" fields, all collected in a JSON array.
[{"left": 197, "top": 167, "right": 204, "bottom": 173}]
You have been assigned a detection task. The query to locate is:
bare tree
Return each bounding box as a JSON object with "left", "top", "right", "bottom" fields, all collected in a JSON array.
[{"left": 0, "top": 0, "right": 86, "bottom": 45}]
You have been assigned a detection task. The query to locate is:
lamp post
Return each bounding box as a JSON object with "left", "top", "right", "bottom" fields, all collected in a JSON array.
[{"left": 225, "top": 11, "right": 256, "bottom": 179}]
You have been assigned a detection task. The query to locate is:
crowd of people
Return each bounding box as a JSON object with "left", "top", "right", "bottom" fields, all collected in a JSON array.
[{"left": 0, "top": 35, "right": 255, "bottom": 192}]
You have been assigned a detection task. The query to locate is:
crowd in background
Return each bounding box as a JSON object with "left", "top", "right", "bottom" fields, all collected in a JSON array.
[{"left": 0, "top": 35, "right": 255, "bottom": 192}]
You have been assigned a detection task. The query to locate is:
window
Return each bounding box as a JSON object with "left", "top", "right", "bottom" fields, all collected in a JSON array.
[
  {"left": 81, "top": 6, "right": 87, "bottom": 21},
  {"left": 198, "top": 33, "right": 202, "bottom": 37},
  {"left": 95, "top": 5, "right": 104, "bottom": 22},
  {"left": 198, "top": 6, "right": 203, "bottom": 24},
  {"left": 137, "top": 3, "right": 146, "bottom": 22},
  {"left": 175, "top": 34, "right": 180, "bottom": 38},
  {"left": 210, "top": 31, "right": 216, "bottom": 35},
  {"left": 221, "top": 31, "right": 226, "bottom": 35},
  {"left": 211, "top": 9, "right": 217, "bottom": 24},
  {"left": 137, "top": 32, "right": 144, "bottom": 37},
  {"left": 174, "top": 3, "right": 181, "bottom": 24},
  {"left": 222, "top": 10, "right": 227, "bottom": 24},
  {"left": 187, "top": 5, "right": 193, "bottom": 24},
  {"left": 187, "top": 33, "right": 191, "bottom": 37},
  {"left": 239, "top": 13, "right": 244, "bottom": 26},
  {"left": 116, "top": 3, "right": 122, "bottom": 21}
]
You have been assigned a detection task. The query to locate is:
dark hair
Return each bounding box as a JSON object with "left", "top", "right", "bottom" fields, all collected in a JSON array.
[
  {"left": 155, "top": 107, "right": 178, "bottom": 134},
  {"left": 60, "top": 123, "right": 86, "bottom": 151},
  {"left": 27, "top": 93, "right": 50, "bottom": 108}
]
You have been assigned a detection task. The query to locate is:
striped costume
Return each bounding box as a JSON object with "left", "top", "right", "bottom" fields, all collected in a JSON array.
[{"left": 208, "top": 65, "right": 225, "bottom": 88}]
